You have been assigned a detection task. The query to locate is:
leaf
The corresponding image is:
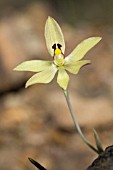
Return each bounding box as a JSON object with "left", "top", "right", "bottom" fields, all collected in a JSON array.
[
  {"left": 64, "top": 60, "right": 91, "bottom": 74},
  {"left": 65, "top": 37, "right": 102, "bottom": 62},
  {"left": 26, "top": 64, "right": 57, "bottom": 87},
  {"left": 57, "top": 68, "right": 69, "bottom": 90},
  {"left": 45, "top": 16, "right": 65, "bottom": 56},
  {"left": 14, "top": 60, "right": 52, "bottom": 72},
  {"left": 28, "top": 157, "right": 47, "bottom": 170},
  {"left": 93, "top": 129, "right": 103, "bottom": 153}
]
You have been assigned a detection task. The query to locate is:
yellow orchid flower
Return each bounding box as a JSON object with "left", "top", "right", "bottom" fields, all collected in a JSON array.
[{"left": 14, "top": 16, "right": 101, "bottom": 90}]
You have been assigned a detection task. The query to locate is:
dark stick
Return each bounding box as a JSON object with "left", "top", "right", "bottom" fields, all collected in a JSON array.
[{"left": 28, "top": 157, "right": 47, "bottom": 170}]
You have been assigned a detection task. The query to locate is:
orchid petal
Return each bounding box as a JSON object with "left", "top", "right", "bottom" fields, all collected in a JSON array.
[
  {"left": 26, "top": 64, "right": 57, "bottom": 87},
  {"left": 14, "top": 60, "right": 52, "bottom": 72},
  {"left": 57, "top": 68, "right": 69, "bottom": 90},
  {"left": 45, "top": 16, "right": 65, "bottom": 56},
  {"left": 65, "top": 37, "right": 102, "bottom": 62},
  {"left": 64, "top": 60, "right": 91, "bottom": 74}
]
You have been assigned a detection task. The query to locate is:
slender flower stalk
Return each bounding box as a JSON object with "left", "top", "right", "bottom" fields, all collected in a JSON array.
[{"left": 63, "top": 90, "right": 99, "bottom": 154}]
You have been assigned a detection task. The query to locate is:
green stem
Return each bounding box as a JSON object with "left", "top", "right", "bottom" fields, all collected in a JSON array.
[{"left": 63, "top": 90, "right": 99, "bottom": 154}]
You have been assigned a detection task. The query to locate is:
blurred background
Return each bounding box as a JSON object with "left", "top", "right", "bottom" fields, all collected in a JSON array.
[{"left": 0, "top": 0, "right": 113, "bottom": 169}]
